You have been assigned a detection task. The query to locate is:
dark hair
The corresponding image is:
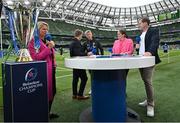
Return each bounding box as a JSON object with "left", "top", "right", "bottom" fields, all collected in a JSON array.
[
  {"left": 118, "top": 30, "right": 128, "bottom": 38},
  {"left": 74, "top": 29, "right": 83, "bottom": 37},
  {"left": 140, "top": 17, "right": 150, "bottom": 25}
]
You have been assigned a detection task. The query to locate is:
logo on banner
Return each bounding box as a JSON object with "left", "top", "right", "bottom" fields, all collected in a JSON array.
[
  {"left": 19, "top": 68, "right": 43, "bottom": 93},
  {"left": 25, "top": 68, "right": 38, "bottom": 81}
]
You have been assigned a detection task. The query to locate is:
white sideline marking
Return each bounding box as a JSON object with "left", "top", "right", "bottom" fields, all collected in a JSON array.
[
  {"left": 56, "top": 67, "right": 70, "bottom": 70},
  {"left": 56, "top": 74, "right": 72, "bottom": 79},
  {"left": 161, "top": 55, "right": 180, "bottom": 59},
  {"left": 56, "top": 69, "right": 71, "bottom": 72},
  {"left": 0, "top": 75, "right": 72, "bottom": 87}
]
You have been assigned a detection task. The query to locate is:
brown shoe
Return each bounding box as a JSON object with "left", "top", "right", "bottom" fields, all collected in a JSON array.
[
  {"left": 77, "top": 95, "right": 90, "bottom": 100},
  {"left": 72, "top": 95, "right": 77, "bottom": 99}
]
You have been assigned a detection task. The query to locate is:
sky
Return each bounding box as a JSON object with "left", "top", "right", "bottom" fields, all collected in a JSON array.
[{"left": 88, "top": 0, "right": 162, "bottom": 7}]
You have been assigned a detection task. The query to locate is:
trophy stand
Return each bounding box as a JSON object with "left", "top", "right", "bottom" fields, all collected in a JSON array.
[{"left": 2, "top": 61, "right": 49, "bottom": 122}]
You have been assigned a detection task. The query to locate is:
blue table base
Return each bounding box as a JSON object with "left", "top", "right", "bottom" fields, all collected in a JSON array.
[{"left": 91, "top": 70, "right": 127, "bottom": 122}]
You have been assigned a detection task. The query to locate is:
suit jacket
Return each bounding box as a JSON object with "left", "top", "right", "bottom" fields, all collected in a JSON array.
[
  {"left": 70, "top": 38, "right": 87, "bottom": 57},
  {"left": 144, "top": 27, "right": 161, "bottom": 64}
]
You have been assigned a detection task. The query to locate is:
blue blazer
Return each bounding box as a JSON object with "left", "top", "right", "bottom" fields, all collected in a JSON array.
[{"left": 144, "top": 27, "right": 161, "bottom": 64}]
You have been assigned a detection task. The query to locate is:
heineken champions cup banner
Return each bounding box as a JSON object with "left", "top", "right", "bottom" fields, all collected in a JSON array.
[
  {"left": 3, "top": 61, "right": 49, "bottom": 122},
  {"left": 4, "top": 1, "right": 40, "bottom": 62}
]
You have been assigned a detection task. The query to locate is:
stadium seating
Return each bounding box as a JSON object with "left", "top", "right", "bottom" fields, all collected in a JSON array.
[{"left": 1, "top": 19, "right": 179, "bottom": 47}]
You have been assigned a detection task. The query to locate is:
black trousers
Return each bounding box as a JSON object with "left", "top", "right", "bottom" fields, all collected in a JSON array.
[
  {"left": 72, "top": 69, "right": 88, "bottom": 96},
  {"left": 49, "top": 67, "right": 56, "bottom": 112}
]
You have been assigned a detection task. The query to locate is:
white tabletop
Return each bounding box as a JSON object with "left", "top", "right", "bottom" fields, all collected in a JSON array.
[{"left": 65, "top": 55, "right": 155, "bottom": 70}]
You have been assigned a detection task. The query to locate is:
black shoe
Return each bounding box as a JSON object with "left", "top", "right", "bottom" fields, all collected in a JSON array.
[
  {"left": 49, "top": 113, "right": 59, "bottom": 119},
  {"left": 72, "top": 95, "right": 77, "bottom": 99}
]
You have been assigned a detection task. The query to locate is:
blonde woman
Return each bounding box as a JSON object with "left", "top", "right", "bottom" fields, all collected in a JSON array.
[{"left": 28, "top": 21, "right": 58, "bottom": 119}]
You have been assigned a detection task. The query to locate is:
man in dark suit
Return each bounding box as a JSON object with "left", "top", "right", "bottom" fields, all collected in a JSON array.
[
  {"left": 82, "top": 30, "right": 104, "bottom": 94},
  {"left": 137, "top": 17, "right": 161, "bottom": 117},
  {"left": 69, "top": 29, "right": 92, "bottom": 100}
]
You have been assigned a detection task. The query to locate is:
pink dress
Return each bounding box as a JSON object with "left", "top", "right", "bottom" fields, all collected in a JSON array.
[
  {"left": 112, "top": 38, "right": 134, "bottom": 55},
  {"left": 28, "top": 39, "right": 56, "bottom": 101}
]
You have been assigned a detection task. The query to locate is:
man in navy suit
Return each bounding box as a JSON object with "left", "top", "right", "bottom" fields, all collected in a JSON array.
[
  {"left": 69, "top": 29, "right": 92, "bottom": 100},
  {"left": 137, "top": 17, "right": 161, "bottom": 117}
]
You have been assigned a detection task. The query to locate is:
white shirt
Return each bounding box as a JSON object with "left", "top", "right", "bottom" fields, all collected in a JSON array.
[{"left": 139, "top": 31, "right": 147, "bottom": 55}]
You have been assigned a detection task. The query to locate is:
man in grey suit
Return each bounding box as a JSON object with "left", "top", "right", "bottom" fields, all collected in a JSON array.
[{"left": 137, "top": 17, "right": 161, "bottom": 117}]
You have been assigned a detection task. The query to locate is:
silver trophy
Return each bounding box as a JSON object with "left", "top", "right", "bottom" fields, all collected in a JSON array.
[{"left": 5, "top": 2, "right": 39, "bottom": 62}]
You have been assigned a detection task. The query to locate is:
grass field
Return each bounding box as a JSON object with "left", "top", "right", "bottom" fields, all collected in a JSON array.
[{"left": 0, "top": 49, "right": 180, "bottom": 122}]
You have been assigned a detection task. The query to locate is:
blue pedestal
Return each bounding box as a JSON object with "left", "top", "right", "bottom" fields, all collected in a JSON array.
[
  {"left": 2, "top": 61, "right": 49, "bottom": 122},
  {"left": 91, "top": 70, "right": 126, "bottom": 122}
]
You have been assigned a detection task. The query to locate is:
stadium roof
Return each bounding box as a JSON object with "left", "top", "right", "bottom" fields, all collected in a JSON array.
[
  {"left": 88, "top": 0, "right": 163, "bottom": 8},
  {"left": 3, "top": 0, "right": 180, "bottom": 30}
]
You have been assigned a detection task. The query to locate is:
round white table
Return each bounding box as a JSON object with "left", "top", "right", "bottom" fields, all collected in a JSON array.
[{"left": 65, "top": 55, "right": 155, "bottom": 122}]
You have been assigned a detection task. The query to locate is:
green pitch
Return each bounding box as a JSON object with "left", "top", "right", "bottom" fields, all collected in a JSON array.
[{"left": 0, "top": 49, "right": 180, "bottom": 122}]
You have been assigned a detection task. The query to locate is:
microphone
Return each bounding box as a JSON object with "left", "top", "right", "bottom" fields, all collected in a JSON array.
[
  {"left": 108, "top": 48, "right": 112, "bottom": 53},
  {"left": 135, "top": 36, "right": 141, "bottom": 55},
  {"left": 45, "top": 33, "right": 54, "bottom": 49},
  {"left": 45, "top": 33, "right": 52, "bottom": 41},
  {"left": 135, "top": 36, "right": 141, "bottom": 44}
]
